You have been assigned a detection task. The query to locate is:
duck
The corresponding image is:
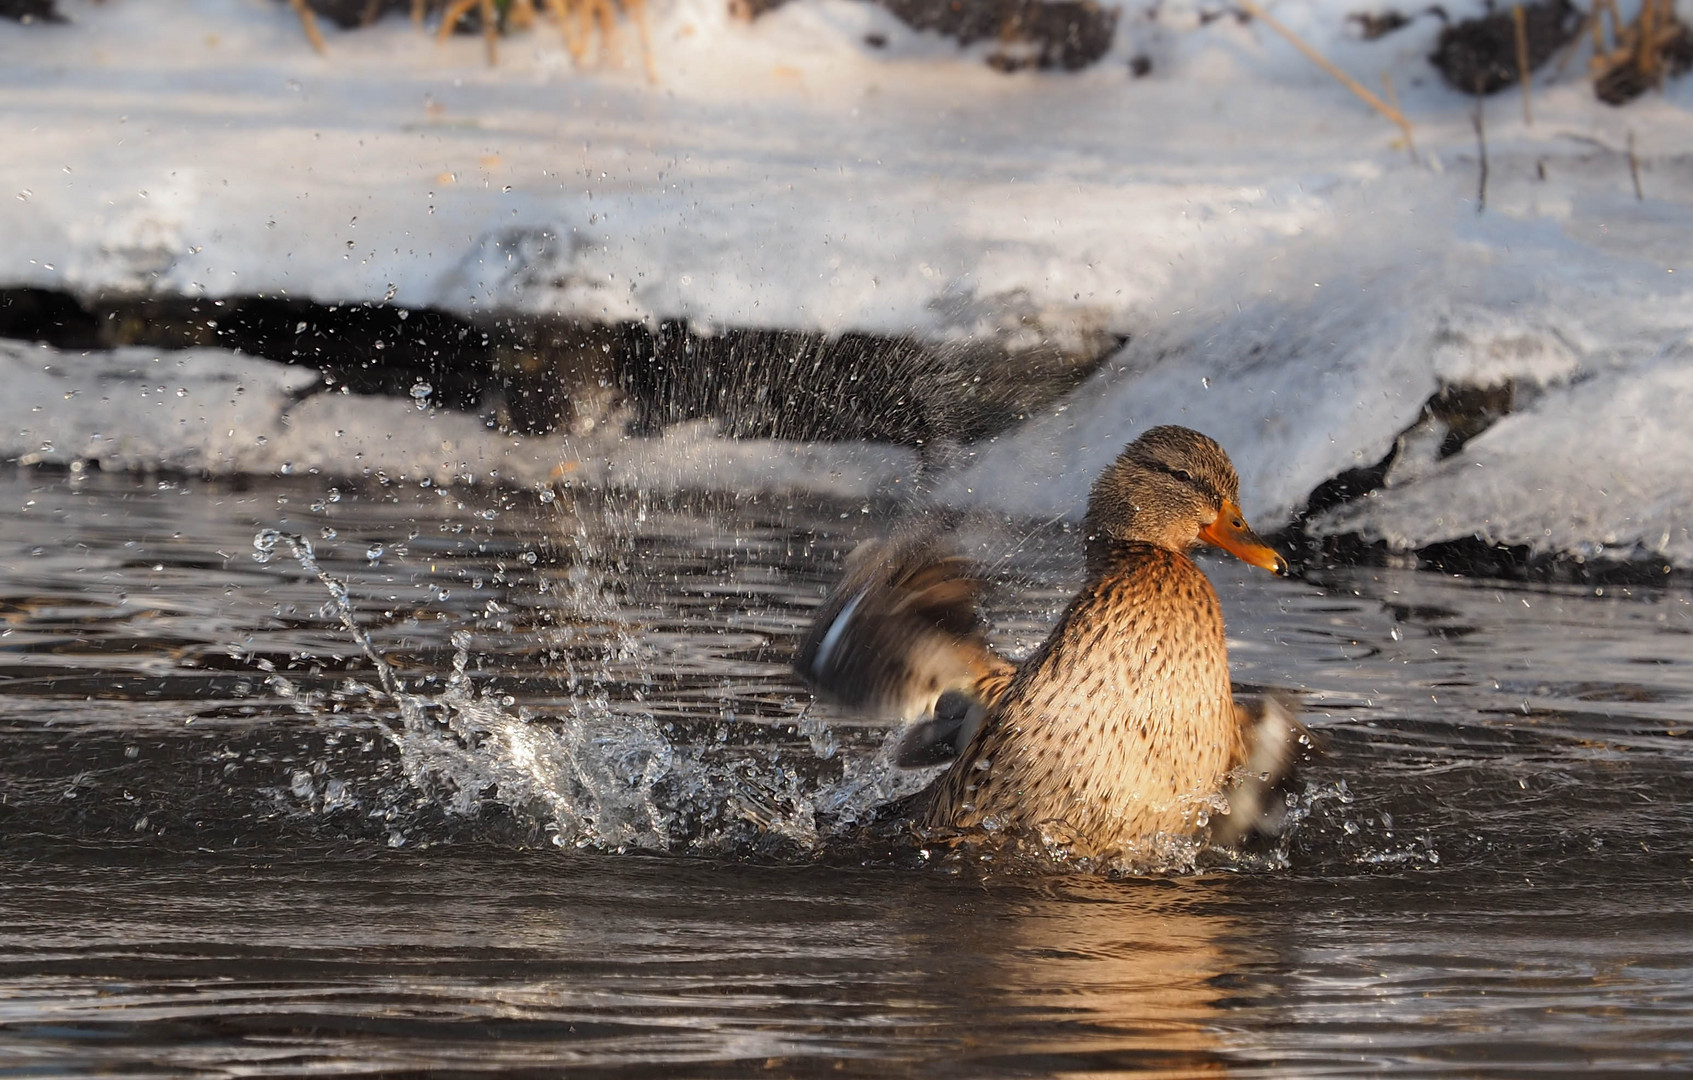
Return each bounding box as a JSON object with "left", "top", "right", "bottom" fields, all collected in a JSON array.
[{"left": 795, "top": 425, "right": 1304, "bottom": 859}]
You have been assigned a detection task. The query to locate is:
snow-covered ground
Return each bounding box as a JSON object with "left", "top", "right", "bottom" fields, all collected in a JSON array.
[{"left": 3, "top": 0, "right": 1691, "bottom": 564}]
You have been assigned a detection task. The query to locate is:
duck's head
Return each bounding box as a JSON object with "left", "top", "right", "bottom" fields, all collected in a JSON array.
[{"left": 1083, "top": 425, "right": 1288, "bottom": 576}]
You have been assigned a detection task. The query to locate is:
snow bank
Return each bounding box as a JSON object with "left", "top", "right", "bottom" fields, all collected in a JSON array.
[
  {"left": 938, "top": 167, "right": 1693, "bottom": 565},
  {"left": 3, "top": 0, "right": 1693, "bottom": 565}
]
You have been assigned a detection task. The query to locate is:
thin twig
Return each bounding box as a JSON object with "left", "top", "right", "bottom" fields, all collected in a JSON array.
[
  {"left": 1380, "top": 72, "right": 1417, "bottom": 160},
  {"left": 625, "top": 0, "right": 658, "bottom": 83},
  {"left": 1473, "top": 94, "right": 1489, "bottom": 213},
  {"left": 1602, "top": 0, "right": 1625, "bottom": 46},
  {"left": 1628, "top": 129, "right": 1644, "bottom": 200},
  {"left": 1590, "top": 0, "right": 1608, "bottom": 53},
  {"left": 1512, "top": 4, "right": 1534, "bottom": 126},
  {"left": 1236, "top": 0, "right": 1415, "bottom": 149},
  {"left": 289, "top": 0, "right": 329, "bottom": 53},
  {"left": 1552, "top": 13, "right": 1585, "bottom": 78},
  {"left": 437, "top": 0, "right": 500, "bottom": 64}
]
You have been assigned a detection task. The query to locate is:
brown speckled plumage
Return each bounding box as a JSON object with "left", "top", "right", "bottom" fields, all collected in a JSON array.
[
  {"left": 797, "top": 426, "right": 1299, "bottom": 858},
  {"left": 928, "top": 541, "right": 1243, "bottom": 848}
]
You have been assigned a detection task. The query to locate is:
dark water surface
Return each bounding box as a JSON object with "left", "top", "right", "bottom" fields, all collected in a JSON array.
[{"left": 2, "top": 468, "right": 1691, "bottom": 1077}]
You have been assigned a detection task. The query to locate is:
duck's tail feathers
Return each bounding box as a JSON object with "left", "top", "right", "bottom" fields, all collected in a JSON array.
[
  {"left": 795, "top": 532, "right": 1014, "bottom": 763},
  {"left": 1215, "top": 692, "right": 1321, "bottom": 847}
]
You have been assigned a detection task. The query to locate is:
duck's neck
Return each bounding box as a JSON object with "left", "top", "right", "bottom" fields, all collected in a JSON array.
[{"left": 1084, "top": 536, "right": 1191, "bottom": 577}]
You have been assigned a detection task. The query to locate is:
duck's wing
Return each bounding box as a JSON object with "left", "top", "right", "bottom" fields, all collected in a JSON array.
[
  {"left": 794, "top": 531, "right": 1015, "bottom": 765},
  {"left": 1213, "top": 692, "right": 1320, "bottom": 846}
]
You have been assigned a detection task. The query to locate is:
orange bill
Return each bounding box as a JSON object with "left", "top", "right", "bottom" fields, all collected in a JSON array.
[{"left": 1198, "top": 500, "right": 1289, "bottom": 576}]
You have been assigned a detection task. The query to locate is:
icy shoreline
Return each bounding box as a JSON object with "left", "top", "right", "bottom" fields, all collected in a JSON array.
[{"left": 3, "top": 0, "right": 1692, "bottom": 566}]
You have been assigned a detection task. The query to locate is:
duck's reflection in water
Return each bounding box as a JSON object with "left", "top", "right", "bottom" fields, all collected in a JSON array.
[
  {"left": 905, "top": 873, "right": 1255, "bottom": 1078},
  {"left": 428, "top": 854, "right": 1265, "bottom": 1076}
]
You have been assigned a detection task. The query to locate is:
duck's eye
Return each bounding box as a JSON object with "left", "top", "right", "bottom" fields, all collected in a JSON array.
[{"left": 1172, "top": 469, "right": 1193, "bottom": 483}]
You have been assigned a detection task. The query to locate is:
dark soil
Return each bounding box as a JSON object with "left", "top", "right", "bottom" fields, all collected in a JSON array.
[
  {"left": 0, "top": 0, "right": 62, "bottom": 23},
  {"left": 883, "top": 0, "right": 1119, "bottom": 72},
  {"left": 290, "top": 0, "right": 524, "bottom": 33},
  {"left": 1429, "top": 0, "right": 1580, "bottom": 95},
  {"left": 292, "top": 0, "right": 1116, "bottom": 67},
  {"left": 1347, "top": 8, "right": 1413, "bottom": 41},
  {"left": 745, "top": 0, "right": 1119, "bottom": 71},
  {"left": 297, "top": 0, "right": 415, "bottom": 30}
]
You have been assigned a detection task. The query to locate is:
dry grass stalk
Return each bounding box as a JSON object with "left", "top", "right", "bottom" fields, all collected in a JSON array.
[
  {"left": 1379, "top": 72, "right": 1417, "bottom": 158},
  {"left": 1512, "top": 4, "right": 1534, "bottom": 124},
  {"left": 433, "top": 0, "right": 654, "bottom": 77},
  {"left": 437, "top": 0, "right": 500, "bottom": 63},
  {"left": 288, "top": 0, "right": 329, "bottom": 53},
  {"left": 547, "top": 0, "right": 655, "bottom": 80},
  {"left": 1473, "top": 95, "right": 1489, "bottom": 213},
  {"left": 1235, "top": 0, "right": 1415, "bottom": 151}
]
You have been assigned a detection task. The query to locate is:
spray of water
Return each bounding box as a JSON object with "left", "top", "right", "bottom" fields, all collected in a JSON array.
[{"left": 252, "top": 524, "right": 942, "bottom": 856}]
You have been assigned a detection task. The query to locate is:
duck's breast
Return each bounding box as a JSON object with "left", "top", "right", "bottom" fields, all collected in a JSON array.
[{"left": 935, "top": 545, "right": 1243, "bottom": 846}]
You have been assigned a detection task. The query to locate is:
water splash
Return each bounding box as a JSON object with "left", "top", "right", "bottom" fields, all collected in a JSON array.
[
  {"left": 252, "top": 526, "right": 939, "bottom": 857},
  {"left": 255, "top": 529, "right": 403, "bottom": 699}
]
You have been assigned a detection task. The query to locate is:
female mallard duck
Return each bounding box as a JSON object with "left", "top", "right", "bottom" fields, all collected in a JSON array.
[{"left": 796, "top": 425, "right": 1301, "bottom": 858}]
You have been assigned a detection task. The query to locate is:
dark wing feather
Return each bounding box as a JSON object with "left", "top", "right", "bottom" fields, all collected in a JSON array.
[{"left": 795, "top": 531, "right": 1014, "bottom": 761}]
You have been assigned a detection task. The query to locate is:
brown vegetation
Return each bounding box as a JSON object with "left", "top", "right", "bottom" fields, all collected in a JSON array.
[
  {"left": 288, "top": 0, "right": 652, "bottom": 75},
  {"left": 1588, "top": 0, "right": 1693, "bottom": 104}
]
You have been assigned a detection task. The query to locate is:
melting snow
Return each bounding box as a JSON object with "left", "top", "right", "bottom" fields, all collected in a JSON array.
[{"left": 2, "top": 0, "right": 1691, "bottom": 563}]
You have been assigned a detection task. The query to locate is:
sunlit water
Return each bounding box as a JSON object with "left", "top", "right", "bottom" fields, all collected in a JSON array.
[{"left": 3, "top": 467, "right": 1691, "bottom": 1076}]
